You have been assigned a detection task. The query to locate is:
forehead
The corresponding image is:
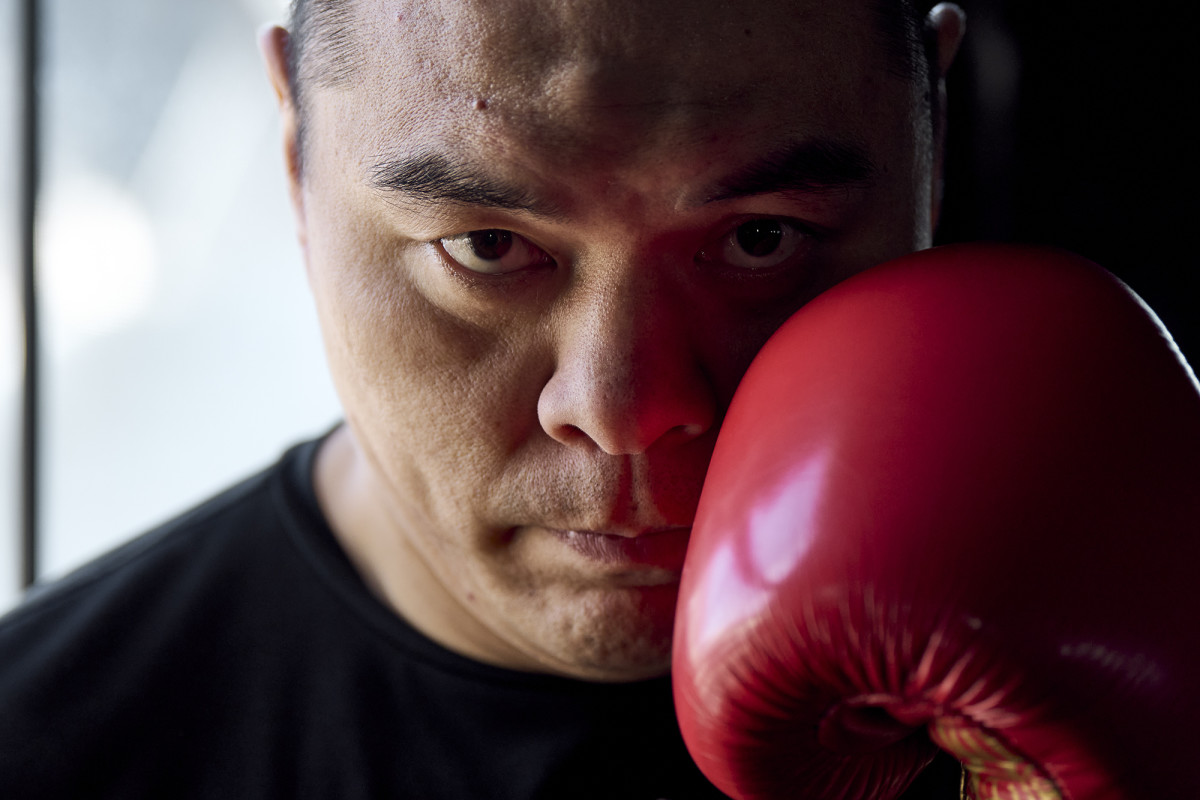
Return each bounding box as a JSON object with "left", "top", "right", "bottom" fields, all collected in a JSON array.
[{"left": 318, "top": 0, "right": 914, "bottom": 189}]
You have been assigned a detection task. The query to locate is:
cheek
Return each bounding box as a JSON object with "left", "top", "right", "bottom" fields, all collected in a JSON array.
[{"left": 305, "top": 215, "right": 548, "bottom": 492}]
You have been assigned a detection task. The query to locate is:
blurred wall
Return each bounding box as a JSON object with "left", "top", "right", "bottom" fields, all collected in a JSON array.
[
  {"left": 0, "top": 0, "right": 342, "bottom": 612},
  {"left": 937, "top": 0, "right": 1197, "bottom": 361},
  {"left": 1, "top": 0, "right": 23, "bottom": 610}
]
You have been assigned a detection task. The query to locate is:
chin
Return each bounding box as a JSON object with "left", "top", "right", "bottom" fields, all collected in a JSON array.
[
  {"left": 539, "top": 583, "right": 679, "bottom": 683},
  {"left": 563, "top": 647, "right": 674, "bottom": 684}
]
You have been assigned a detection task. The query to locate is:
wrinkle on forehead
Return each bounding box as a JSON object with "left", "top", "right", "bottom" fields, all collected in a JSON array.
[
  {"left": 360, "top": 0, "right": 885, "bottom": 130},
  {"left": 315, "top": 0, "right": 921, "bottom": 199}
]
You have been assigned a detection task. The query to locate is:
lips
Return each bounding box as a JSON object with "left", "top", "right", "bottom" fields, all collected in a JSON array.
[{"left": 551, "top": 527, "right": 692, "bottom": 571}]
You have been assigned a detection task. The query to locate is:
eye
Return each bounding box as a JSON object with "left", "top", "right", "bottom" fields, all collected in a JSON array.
[
  {"left": 700, "top": 218, "right": 810, "bottom": 270},
  {"left": 438, "top": 229, "right": 553, "bottom": 275}
]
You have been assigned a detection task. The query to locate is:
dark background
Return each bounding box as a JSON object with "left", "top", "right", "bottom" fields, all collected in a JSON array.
[{"left": 935, "top": 0, "right": 1197, "bottom": 362}]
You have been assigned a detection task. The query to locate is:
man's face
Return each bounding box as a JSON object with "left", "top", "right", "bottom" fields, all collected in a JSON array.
[{"left": 280, "top": 0, "right": 943, "bottom": 681}]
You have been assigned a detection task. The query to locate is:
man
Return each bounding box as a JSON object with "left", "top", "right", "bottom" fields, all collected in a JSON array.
[{"left": 0, "top": 0, "right": 966, "bottom": 796}]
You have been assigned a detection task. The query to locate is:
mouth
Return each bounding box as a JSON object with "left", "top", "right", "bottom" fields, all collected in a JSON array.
[{"left": 550, "top": 526, "right": 692, "bottom": 572}]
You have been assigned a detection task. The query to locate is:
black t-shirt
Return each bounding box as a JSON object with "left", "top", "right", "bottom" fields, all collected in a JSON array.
[{"left": 0, "top": 435, "right": 961, "bottom": 799}]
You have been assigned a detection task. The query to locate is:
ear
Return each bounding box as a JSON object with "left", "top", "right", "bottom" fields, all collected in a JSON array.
[
  {"left": 258, "top": 24, "right": 308, "bottom": 254},
  {"left": 926, "top": 3, "right": 966, "bottom": 235}
]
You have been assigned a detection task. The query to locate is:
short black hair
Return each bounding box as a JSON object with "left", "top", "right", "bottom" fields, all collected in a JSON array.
[
  {"left": 287, "top": 0, "right": 360, "bottom": 97},
  {"left": 284, "top": 0, "right": 943, "bottom": 169}
]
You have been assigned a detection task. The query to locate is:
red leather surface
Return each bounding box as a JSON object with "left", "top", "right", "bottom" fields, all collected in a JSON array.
[{"left": 673, "top": 244, "right": 1200, "bottom": 799}]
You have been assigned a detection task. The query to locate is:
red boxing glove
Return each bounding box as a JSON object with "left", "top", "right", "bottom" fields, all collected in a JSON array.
[{"left": 673, "top": 244, "right": 1200, "bottom": 799}]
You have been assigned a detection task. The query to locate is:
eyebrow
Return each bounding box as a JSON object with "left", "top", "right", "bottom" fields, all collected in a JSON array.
[
  {"left": 700, "top": 138, "right": 878, "bottom": 203},
  {"left": 369, "top": 138, "right": 877, "bottom": 215},
  {"left": 369, "top": 152, "right": 554, "bottom": 215}
]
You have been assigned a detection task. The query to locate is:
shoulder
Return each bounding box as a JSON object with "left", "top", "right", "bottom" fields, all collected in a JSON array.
[
  {"left": 5, "top": 448, "right": 284, "bottom": 636},
  {"left": 0, "top": 437, "right": 326, "bottom": 792}
]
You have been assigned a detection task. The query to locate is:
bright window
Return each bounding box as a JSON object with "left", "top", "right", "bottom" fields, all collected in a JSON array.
[{"left": 2, "top": 0, "right": 341, "bottom": 612}]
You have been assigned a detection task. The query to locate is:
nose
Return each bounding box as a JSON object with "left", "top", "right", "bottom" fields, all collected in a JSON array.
[{"left": 537, "top": 270, "right": 717, "bottom": 456}]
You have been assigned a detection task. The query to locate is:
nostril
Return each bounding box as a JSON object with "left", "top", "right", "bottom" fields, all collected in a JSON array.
[
  {"left": 536, "top": 356, "right": 717, "bottom": 455},
  {"left": 547, "top": 412, "right": 713, "bottom": 455},
  {"left": 552, "top": 423, "right": 593, "bottom": 447}
]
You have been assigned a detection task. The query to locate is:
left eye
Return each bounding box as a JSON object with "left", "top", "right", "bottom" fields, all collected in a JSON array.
[
  {"left": 701, "top": 219, "right": 809, "bottom": 270},
  {"left": 438, "top": 229, "right": 553, "bottom": 275}
]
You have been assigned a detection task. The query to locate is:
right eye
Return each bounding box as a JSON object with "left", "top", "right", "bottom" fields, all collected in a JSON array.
[
  {"left": 698, "top": 218, "right": 812, "bottom": 272},
  {"left": 438, "top": 229, "right": 553, "bottom": 275}
]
